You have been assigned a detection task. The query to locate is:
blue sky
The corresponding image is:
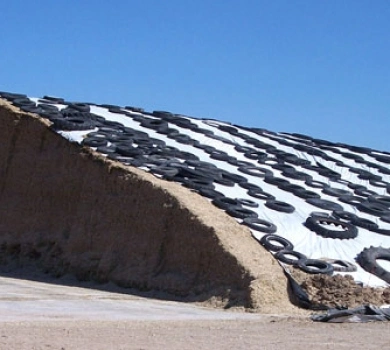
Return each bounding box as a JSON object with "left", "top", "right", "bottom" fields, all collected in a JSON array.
[{"left": 1, "top": 1, "right": 389, "bottom": 151}]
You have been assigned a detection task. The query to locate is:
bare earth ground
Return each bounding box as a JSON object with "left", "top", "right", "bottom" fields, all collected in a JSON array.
[
  {"left": 0, "top": 270, "right": 389, "bottom": 350},
  {"left": 3, "top": 318, "right": 390, "bottom": 350}
]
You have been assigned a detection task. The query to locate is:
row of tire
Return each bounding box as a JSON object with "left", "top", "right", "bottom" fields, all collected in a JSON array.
[
  {"left": 4, "top": 92, "right": 390, "bottom": 191},
  {"left": 203, "top": 116, "right": 390, "bottom": 181},
  {"left": 3, "top": 91, "right": 390, "bottom": 184},
  {"left": 254, "top": 128, "right": 390, "bottom": 173},
  {"left": 259, "top": 233, "right": 357, "bottom": 275},
  {"left": 260, "top": 232, "right": 390, "bottom": 284},
  {"left": 76, "top": 118, "right": 390, "bottom": 226}
]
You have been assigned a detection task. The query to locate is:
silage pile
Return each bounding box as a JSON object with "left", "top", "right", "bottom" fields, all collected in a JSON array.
[{"left": 1, "top": 91, "right": 390, "bottom": 313}]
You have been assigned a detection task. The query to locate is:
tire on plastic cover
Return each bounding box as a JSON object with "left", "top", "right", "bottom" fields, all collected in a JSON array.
[
  {"left": 265, "top": 200, "right": 295, "bottom": 213},
  {"left": 357, "top": 201, "right": 389, "bottom": 217},
  {"left": 226, "top": 206, "right": 258, "bottom": 219},
  {"left": 242, "top": 217, "right": 277, "bottom": 234},
  {"left": 332, "top": 210, "right": 358, "bottom": 222},
  {"left": 51, "top": 117, "right": 96, "bottom": 131},
  {"left": 356, "top": 246, "right": 390, "bottom": 283},
  {"left": 298, "top": 259, "right": 334, "bottom": 275},
  {"left": 350, "top": 216, "right": 378, "bottom": 231},
  {"left": 274, "top": 250, "right": 307, "bottom": 266},
  {"left": 305, "top": 215, "right": 358, "bottom": 239},
  {"left": 320, "top": 258, "right": 357, "bottom": 272},
  {"left": 259, "top": 234, "right": 293, "bottom": 252},
  {"left": 306, "top": 198, "right": 344, "bottom": 211}
]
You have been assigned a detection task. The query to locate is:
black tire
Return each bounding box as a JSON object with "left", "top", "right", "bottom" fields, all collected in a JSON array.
[
  {"left": 281, "top": 169, "right": 311, "bottom": 181},
  {"left": 375, "top": 155, "right": 390, "bottom": 164},
  {"left": 265, "top": 200, "right": 295, "bottom": 213},
  {"left": 38, "top": 103, "right": 60, "bottom": 112},
  {"left": 51, "top": 117, "right": 96, "bottom": 131},
  {"left": 320, "top": 258, "right": 357, "bottom": 272},
  {"left": 264, "top": 176, "right": 290, "bottom": 187},
  {"left": 108, "top": 134, "right": 134, "bottom": 143},
  {"left": 81, "top": 137, "right": 108, "bottom": 148},
  {"left": 368, "top": 195, "right": 390, "bottom": 208},
  {"left": 219, "top": 171, "right": 248, "bottom": 184},
  {"left": 242, "top": 217, "right": 277, "bottom": 233},
  {"left": 140, "top": 118, "right": 168, "bottom": 130},
  {"left": 0, "top": 91, "right": 27, "bottom": 100},
  {"left": 213, "top": 177, "right": 235, "bottom": 187},
  {"left": 197, "top": 188, "right": 224, "bottom": 199},
  {"left": 209, "top": 151, "right": 234, "bottom": 162},
  {"left": 243, "top": 151, "right": 267, "bottom": 161},
  {"left": 228, "top": 159, "right": 254, "bottom": 167},
  {"left": 38, "top": 111, "right": 63, "bottom": 120},
  {"left": 310, "top": 211, "right": 331, "bottom": 218},
  {"left": 234, "top": 145, "right": 254, "bottom": 153},
  {"left": 356, "top": 201, "right": 389, "bottom": 217},
  {"left": 318, "top": 169, "right": 341, "bottom": 180},
  {"left": 247, "top": 189, "right": 275, "bottom": 201},
  {"left": 305, "top": 215, "right": 358, "bottom": 239},
  {"left": 370, "top": 224, "right": 390, "bottom": 236},
  {"left": 294, "top": 189, "right": 321, "bottom": 199},
  {"left": 184, "top": 159, "right": 217, "bottom": 169},
  {"left": 338, "top": 195, "right": 365, "bottom": 205},
  {"left": 12, "top": 98, "right": 36, "bottom": 107},
  {"left": 41, "top": 95, "right": 65, "bottom": 104},
  {"left": 226, "top": 206, "right": 258, "bottom": 219},
  {"left": 380, "top": 215, "right": 390, "bottom": 224},
  {"left": 350, "top": 216, "right": 378, "bottom": 231},
  {"left": 271, "top": 163, "right": 295, "bottom": 172},
  {"left": 116, "top": 145, "right": 145, "bottom": 157},
  {"left": 107, "top": 153, "right": 138, "bottom": 165},
  {"left": 356, "top": 246, "right": 390, "bottom": 283},
  {"left": 179, "top": 178, "right": 213, "bottom": 191},
  {"left": 348, "top": 183, "right": 366, "bottom": 190},
  {"left": 237, "top": 166, "right": 272, "bottom": 178},
  {"left": 369, "top": 179, "right": 389, "bottom": 188},
  {"left": 149, "top": 166, "right": 179, "bottom": 178},
  {"left": 218, "top": 124, "right": 239, "bottom": 134},
  {"left": 235, "top": 198, "right": 259, "bottom": 208},
  {"left": 274, "top": 250, "right": 307, "bottom": 266},
  {"left": 96, "top": 145, "right": 117, "bottom": 154},
  {"left": 332, "top": 210, "right": 358, "bottom": 221},
  {"left": 305, "top": 179, "right": 330, "bottom": 189},
  {"left": 306, "top": 198, "right": 343, "bottom": 211},
  {"left": 354, "top": 188, "right": 377, "bottom": 197},
  {"left": 322, "top": 187, "right": 352, "bottom": 197},
  {"left": 278, "top": 183, "right": 305, "bottom": 193},
  {"left": 147, "top": 155, "right": 175, "bottom": 165},
  {"left": 238, "top": 182, "right": 262, "bottom": 191},
  {"left": 19, "top": 105, "right": 43, "bottom": 114},
  {"left": 66, "top": 102, "right": 91, "bottom": 112},
  {"left": 260, "top": 234, "right": 293, "bottom": 252},
  {"left": 168, "top": 133, "right": 194, "bottom": 144},
  {"left": 212, "top": 197, "right": 242, "bottom": 210},
  {"left": 298, "top": 259, "right": 334, "bottom": 275}
]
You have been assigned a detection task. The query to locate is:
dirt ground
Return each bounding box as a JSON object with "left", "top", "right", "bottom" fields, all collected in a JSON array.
[
  {"left": 0, "top": 270, "right": 389, "bottom": 350},
  {"left": 1, "top": 317, "right": 390, "bottom": 350}
]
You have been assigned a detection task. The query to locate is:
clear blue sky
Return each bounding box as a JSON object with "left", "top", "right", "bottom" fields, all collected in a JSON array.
[{"left": 1, "top": 1, "right": 389, "bottom": 151}]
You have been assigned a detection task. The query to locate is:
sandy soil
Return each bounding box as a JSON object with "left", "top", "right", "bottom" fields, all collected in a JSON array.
[
  {"left": 1, "top": 318, "right": 390, "bottom": 350},
  {"left": 0, "top": 271, "right": 388, "bottom": 350}
]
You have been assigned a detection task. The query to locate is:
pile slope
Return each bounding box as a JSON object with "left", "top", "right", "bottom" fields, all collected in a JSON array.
[{"left": 0, "top": 98, "right": 300, "bottom": 314}]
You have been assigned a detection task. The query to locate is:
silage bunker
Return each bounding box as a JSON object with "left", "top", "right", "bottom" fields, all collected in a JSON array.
[{"left": 0, "top": 99, "right": 296, "bottom": 314}]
